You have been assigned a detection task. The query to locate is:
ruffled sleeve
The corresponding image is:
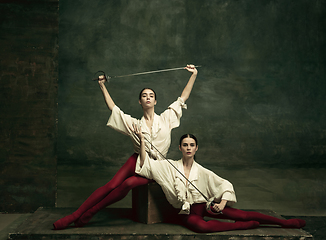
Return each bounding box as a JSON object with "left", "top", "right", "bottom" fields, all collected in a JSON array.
[
  {"left": 106, "top": 105, "right": 136, "bottom": 136},
  {"left": 135, "top": 152, "right": 173, "bottom": 183},
  {"left": 207, "top": 172, "right": 237, "bottom": 207},
  {"left": 135, "top": 153, "right": 153, "bottom": 180},
  {"left": 161, "top": 97, "right": 187, "bottom": 129}
]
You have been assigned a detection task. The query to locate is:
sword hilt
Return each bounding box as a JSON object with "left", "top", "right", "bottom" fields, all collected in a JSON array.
[
  {"left": 208, "top": 201, "right": 223, "bottom": 215},
  {"left": 92, "top": 75, "right": 111, "bottom": 81},
  {"left": 92, "top": 70, "right": 111, "bottom": 81}
]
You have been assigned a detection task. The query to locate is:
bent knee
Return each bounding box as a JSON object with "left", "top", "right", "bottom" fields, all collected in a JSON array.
[{"left": 121, "top": 176, "right": 146, "bottom": 190}]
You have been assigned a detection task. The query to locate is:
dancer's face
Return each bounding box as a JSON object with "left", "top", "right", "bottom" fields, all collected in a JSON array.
[
  {"left": 139, "top": 89, "right": 157, "bottom": 108},
  {"left": 179, "top": 137, "right": 198, "bottom": 159}
]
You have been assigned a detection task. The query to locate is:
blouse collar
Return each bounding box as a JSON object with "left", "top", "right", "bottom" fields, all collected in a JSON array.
[
  {"left": 175, "top": 159, "right": 199, "bottom": 184},
  {"left": 140, "top": 113, "right": 161, "bottom": 138}
]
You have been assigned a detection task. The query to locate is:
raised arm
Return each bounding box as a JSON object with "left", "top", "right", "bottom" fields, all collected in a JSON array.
[
  {"left": 98, "top": 75, "right": 116, "bottom": 111},
  {"left": 180, "top": 64, "right": 198, "bottom": 102},
  {"left": 131, "top": 123, "right": 146, "bottom": 168}
]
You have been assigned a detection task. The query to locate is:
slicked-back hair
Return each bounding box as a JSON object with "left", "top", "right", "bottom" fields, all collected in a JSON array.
[
  {"left": 179, "top": 134, "right": 198, "bottom": 146},
  {"left": 139, "top": 88, "right": 157, "bottom": 100}
]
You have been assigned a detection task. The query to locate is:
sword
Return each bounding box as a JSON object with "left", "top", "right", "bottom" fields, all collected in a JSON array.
[{"left": 92, "top": 65, "right": 201, "bottom": 81}]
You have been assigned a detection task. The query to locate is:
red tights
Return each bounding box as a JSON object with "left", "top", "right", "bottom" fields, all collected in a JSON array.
[
  {"left": 53, "top": 153, "right": 150, "bottom": 230},
  {"left": 53, "top": 154, "right": 306, "bottom": 232},
  {"left": 179, "top": 203, "right": 306, "bottom": 233}
]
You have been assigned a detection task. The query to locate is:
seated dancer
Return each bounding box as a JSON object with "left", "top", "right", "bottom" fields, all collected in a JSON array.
[
  {"left": 133, "top": 128, "right": 306, "bottom": 233},
  {"left": 53, "top": 65, "right": 198, "bottom": 230}
]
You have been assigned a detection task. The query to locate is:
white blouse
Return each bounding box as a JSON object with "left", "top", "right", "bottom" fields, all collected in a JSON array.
[
  {"left": 135, "top": 156, "right": 237, "bottom": 214},
  {"left": 107, "top": 97, "right": 187, "bottom": 160}
]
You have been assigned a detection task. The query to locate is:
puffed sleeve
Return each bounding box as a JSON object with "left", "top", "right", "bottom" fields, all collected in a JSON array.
[
  {"left": 135, "top": 153, "right": 173, "bottom": 184},
  {"left": 135, "top": 153, "right": 153, "bottom": 180},
  {"left": 106, "top": 105, "right": 137, "bottom": 136},
  {"left": 161, "top": 97, "right": 187, "bottom": 129},
  {"left": 207, "top": 171, "right": 237, "bottom": 207}
]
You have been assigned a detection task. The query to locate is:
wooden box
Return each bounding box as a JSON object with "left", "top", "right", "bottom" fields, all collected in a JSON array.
[{"left": 132, "top": 180, "right": 176, "bottom": 224}]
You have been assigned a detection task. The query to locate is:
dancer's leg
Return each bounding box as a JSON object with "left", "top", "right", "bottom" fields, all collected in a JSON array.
[
  {"left": 181, "top": 204, "right": 259, "bottom": 233},
  {"left": 75, "top": 175, "right": 151, "bottom": 227},
  {"left": 183, "top": 215, "right": 259, "bottom": 233},
  {"left": 217, "top": 207, "right": 306, "bottom": 228},
  {"left": 53, "top": 153, "right": 138, "bottom": 230}
]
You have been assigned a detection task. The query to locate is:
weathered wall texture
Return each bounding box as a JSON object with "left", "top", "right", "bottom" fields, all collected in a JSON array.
[
  {"left": 1, "top": 0, "right": 324, "bottom": 215},
  {"left": 56, "top": 0, "right": 326, "bottom": 215},
  {"left": 0, "top": 0, "right": 58, "bottom": 213}
]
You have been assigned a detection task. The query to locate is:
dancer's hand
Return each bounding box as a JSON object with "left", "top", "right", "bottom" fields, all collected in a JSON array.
[
  {"left": 212, "top": 200, "right": 227, "bottom": 213},
  {"left": 130, "top": 122, "right": 146, "bottom": 167},
  {"left": 98, "top": 75, "right": 107, "bottom": 84},
  {"left": 184, "top": 64, "right": 198, "bottom": 75},
  {"left": 130, "top": 122, "right": 144, "bottom": 142}
]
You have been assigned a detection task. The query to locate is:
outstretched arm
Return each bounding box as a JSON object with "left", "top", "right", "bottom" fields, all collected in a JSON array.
[
  {"left": 98, "top": 75, "right": 116, "bottom": 111},
  {"left": 180, "top": 64, "right": 198, "bottom": 102}
]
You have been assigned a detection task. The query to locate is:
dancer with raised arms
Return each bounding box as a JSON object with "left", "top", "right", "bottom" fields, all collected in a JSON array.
[{"left": 53, "top": 65, "right": 198, "bottom": 230}]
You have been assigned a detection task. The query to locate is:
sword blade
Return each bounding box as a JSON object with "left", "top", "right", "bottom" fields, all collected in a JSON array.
[
  {"left": 92, "top": 65, "right": 201, "bottom": 81},
  {"left": 113, "top": 65, "right": 201, "bottom": 79}
]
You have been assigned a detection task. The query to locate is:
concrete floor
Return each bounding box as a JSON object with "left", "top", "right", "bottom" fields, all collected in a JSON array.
[
  {"left": 1, "top": 209, "right": 326, "bottom": 239},
  {"left": 0, "top": 213, "right": 31, "bottom": 240},
  {"left": 0, "top": 208, "right": 318, "bottom": 240},
  {"left": 1, "top": 165, "right": 325, "bottom": 239}
]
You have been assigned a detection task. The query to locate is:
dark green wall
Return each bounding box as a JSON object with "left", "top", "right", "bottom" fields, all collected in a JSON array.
[
  {"left": 59, "top": 0, "right": 326, "bottom": 167},
  {"left": 57, "top": 0, "right": 326, "bottom": 214},
  {"left": 0, "top": 0, "right": 58, "bottom": 212}
]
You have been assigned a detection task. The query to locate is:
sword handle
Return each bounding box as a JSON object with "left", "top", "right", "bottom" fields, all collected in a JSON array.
[
  {"left": 209, "top": 201, "right": 223, "bottom": 215},
  {"left": 92, "top": 70, "right": 111, "bottom": 82},
  {"left": 92, "top": 75, "right": 111, "bottom": 81}
]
